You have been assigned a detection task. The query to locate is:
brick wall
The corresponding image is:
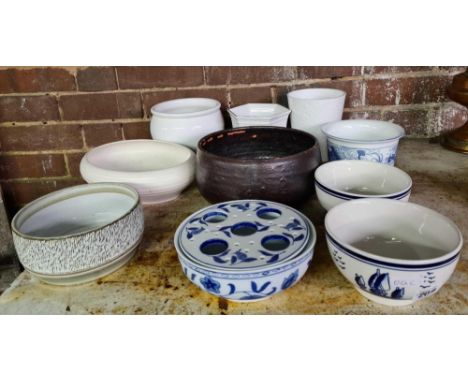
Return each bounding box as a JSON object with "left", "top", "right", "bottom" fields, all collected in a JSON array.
[{"left": 0, "top": 66, "right": 466, "bottom": 215}]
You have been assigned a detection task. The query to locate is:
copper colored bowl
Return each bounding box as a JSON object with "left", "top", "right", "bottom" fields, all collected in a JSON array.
[{"left": 196, "top": 127, "right": 321, "bottom": 205}]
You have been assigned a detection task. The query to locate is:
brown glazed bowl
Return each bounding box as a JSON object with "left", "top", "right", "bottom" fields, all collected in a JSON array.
[{"left": 196, "top": 127, "right": 321, "bottom": 205}]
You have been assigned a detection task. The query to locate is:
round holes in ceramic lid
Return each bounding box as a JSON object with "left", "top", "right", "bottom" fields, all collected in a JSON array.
[{"left": 176, "top": 200, "right": 311, "bottom": 270}]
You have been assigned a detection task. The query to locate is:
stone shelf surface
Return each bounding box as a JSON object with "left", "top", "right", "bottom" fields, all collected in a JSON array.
[{"left": 0, "top": 139, "right": 467, "bottom": 314}]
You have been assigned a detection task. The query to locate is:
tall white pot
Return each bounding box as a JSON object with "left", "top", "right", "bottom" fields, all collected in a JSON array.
[{"left": 287, "top": 88, "right": 346, "bottom": 161}]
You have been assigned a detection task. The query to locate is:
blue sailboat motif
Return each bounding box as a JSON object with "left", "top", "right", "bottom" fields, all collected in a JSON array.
[
  {"left": 354, "top": 268, "right": 406, "bottom": 300},
  {"left": 391, "top": 287, "right": 405, "bottom": 299},
  {"left": 355, "top": 274, "right": 366, "bottom": 289},
  {"left": 368, "top": 269, "right": 390, "bottom": 297}
]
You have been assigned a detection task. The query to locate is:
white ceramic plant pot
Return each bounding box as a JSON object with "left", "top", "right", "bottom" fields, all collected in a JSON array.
[
  {"left": 325, "top": 199, "right": 463, "bottom": 306},
  {"left": 287, "top": 88, "right": 346, "bottom": 161},
  {"left": 150, "top": 98, "right": 224, "bottom": 150},
  {"left": 80, "top": 139, "right": 195, "bottom": 205},
  {"left": 314, "top": 160, "right": 412, "bottom": 211},
  {"left": 321, "top": 119, "right": 405, "bottom": 166}
]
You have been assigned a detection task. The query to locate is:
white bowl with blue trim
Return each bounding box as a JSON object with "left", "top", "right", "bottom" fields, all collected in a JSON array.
[
  {"left": 325, "top": 198, "right": 463, "bottom": 306},
  {"left": 314, "top": 160, "right": 412, "bottom": 211},
  {"left": 174, "top": 200, "right": 317, "bottom": 302},
  {"left": 321, "top": 119, "right": 405, "bottom": 166}
]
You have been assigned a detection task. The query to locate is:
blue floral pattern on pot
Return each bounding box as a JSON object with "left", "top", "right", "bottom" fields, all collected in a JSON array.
[
  {"left": 200, "top": 276, "right": 221, "bottom": 294},
  {"left": 182, "top": 252, "right": 313, "bottom": 302},
  {"left": 176, "top": 200, "right": 311, "bottom": 270},
  {"left": 281, "top": 270, "right": 299, "bottom": 290},
  {"left": 328, "top": 142, "right": 398, "bottom": 165}
]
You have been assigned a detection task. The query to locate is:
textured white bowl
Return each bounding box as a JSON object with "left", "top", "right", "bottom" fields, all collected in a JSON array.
[
  {"left": 228, "top": 103, "right": 291, "bottom": 128},
  {"left": 314, "top": 160, "right": 412, "bottom": 210},
  {"left": 325, "top": 199, "right": 463, "bottom": 306},
  {"left": 321, "top": 119, "right": 405, "bottom": 166},
  {"left": 11, "top": 183, "right": 144, "bottom": 284},
  {"left": 287, "top": 88, "right": 346, "bottom": 161},
  {"left": 150, "top": 98, "right": 224, "bottom": 150},
  {"left": 80, "top": 139, "right": 195, "bottom": 204}
]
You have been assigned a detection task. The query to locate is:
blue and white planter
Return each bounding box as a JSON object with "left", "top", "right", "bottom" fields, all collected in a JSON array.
[
  {"left": 321, "top": 119, "right": 405, "bottom": 166},
  {"left": 327, "top": 141, "right": 399, "bottom": 165},
  {"left": 325, "top": 233, "right": 460, "bottom": 306},
  {"left": 175, "top": 200, "right": 317, "bottom": 302},
  {"left": 179, "top": 242, "right": 313, "bottom": 302}
]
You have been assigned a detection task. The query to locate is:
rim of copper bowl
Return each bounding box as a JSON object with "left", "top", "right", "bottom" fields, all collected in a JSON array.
[{"left": 197, "top": 126, "right": 320, "bottom": 163}]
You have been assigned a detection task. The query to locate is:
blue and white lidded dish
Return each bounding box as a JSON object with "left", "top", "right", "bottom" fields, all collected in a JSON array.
[{"left": 174, "top": 200, "right": 316, "bottom": 302}]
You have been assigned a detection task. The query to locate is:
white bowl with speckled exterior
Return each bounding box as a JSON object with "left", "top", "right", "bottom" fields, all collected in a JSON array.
[
  {"left": 11, "top": 183, "right": 144, "bottom": 285},
  {"left": 80, "top": 139, "right": 195, "bottom": 204}
]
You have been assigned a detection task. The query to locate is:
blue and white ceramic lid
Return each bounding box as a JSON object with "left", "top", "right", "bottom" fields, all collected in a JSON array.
[{"left": 175, "top": 200, "right": 311, "bottom": 270}]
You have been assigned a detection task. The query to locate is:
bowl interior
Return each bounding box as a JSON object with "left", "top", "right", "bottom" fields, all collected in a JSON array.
[
  {"left": 322, "top": 120, "right": 404, "bottom": 141},
  {"left": 326, "top": 199, "right": 461, "bottom": 261},
  {"left": 151, "top": 98, "right": 220, "bottom": 116},
  {"left": 229, "top": 104, "right": 290, "bottom": 119},
  {"left": 316, "top": 160, "right": 411, "bottom": 196},
  {"left": 199, "top": 128, "right": 316, "bottom": 160},
  {"left": 14, "top": 185, "right": 138, "bottom": 238},
  {"left": 86, "top": 140, "right": 192, "bottom": 172}
]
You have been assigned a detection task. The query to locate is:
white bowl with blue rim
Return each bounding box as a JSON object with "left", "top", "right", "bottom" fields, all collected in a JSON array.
[
  {"left": 321, "top": 119, "right": 405, "bottom": 166},
  {"left": 174, "top": 200, "right": 316, "bottom": 301},
  {"left": 314, "top": 160, "right": 412, "bottom": 211},
  {"left": 325, "top": 198, "right": 463, "bottom": 306}
]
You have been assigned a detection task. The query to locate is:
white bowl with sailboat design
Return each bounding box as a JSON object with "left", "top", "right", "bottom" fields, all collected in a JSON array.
[{"left": 325, "top": 198, "right": 463, "bottom": 306}]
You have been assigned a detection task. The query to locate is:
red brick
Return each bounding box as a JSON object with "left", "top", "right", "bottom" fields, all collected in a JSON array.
[
  {"left": 66, "top": 152, "right": 85, "bottom": 177},
  {"left": 297, "top": 66, "right": 358, "bottom": 79},
  {"left": 0, "top": 95, "right": 60, "bottom": 122},
  {"left": 76, "top": 67, "right": 117, "bottom": 91},
  {"left": 229, "top": 87, "right": 272, "bottom": 107},
  {"left": 436, "top": 103, "right": 468, "bottom": 134},
  {"left": 0, "top": 124, "right": 83, "bottom": 151},
  {"left": 382, "top": 109, "right": 429, "bottom": 137},
  {"left": 364, "top": 66, "right": 431, "bottom": 75},
  {"left": 1, "top": 179, "right": 85, "bottom": 213},
  {"left": 142, "top": 88, "right": 227, "bottom": 117},
  {"left": 117, "top": 92, "right": 143, "bottom": 118},
  {"left": 0, "top": 67, "right": 76, "bottom": 93},
  {"left": 59, "top": 93, "right": 119, "bottom": 120},
  {"left": 365, "top": 76, "right": 451, "bottom": 106},
  {"left": 205, "top": 67, "right": 295, "bottom": 85},
  {"left": 276, "top": 80, "right": 363, "bottom": 109},
  {"left": 122, "top": 122, "right": 151, "bottom": 140},
  {"left": 0, "top": 154, "right": 66, "bottom": 179},
  {"left": 437, "top": 66, "right": 466, "bottom": 73},
  {"left": 83, "top": 123, "right": 123, "bottom": 147},
  {"left": 116, "top": 67, "right": 204, "bottom": 89},
  {"left": 342, "top": 110, "right": 382, "bottom": 120}
]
